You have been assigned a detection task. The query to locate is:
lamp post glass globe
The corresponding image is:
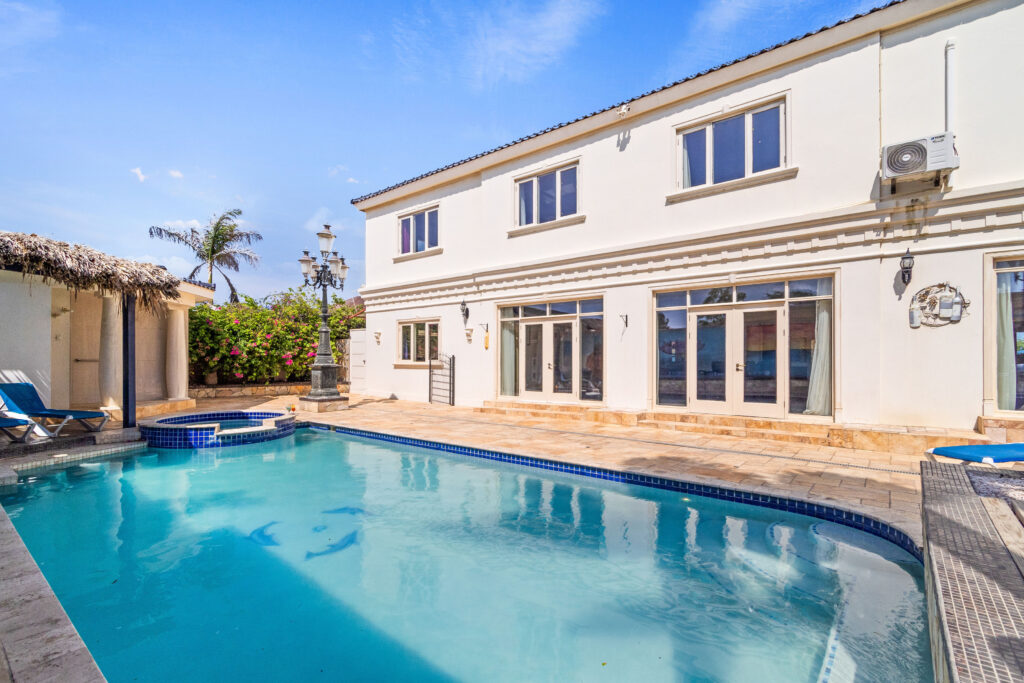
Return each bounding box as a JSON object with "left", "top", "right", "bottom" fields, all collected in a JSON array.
[
  {"left": 298, "top": 251, "right": 313, "bottom": 277},
  {"left": 317, "top": 225, "right": 336, "bottom": 256}
]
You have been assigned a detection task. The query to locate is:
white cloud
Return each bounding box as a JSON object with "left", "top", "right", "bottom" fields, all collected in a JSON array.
[
  {"left": 303, "top": 206, "right": 333, "bottom": 233},
  {"left": 0, "top": 1, "right": 59, "bottom": 50},
  {"left": 129, "top": 167, "right": 146, "bottom": 182},
  {"left": 162, "top": 218, "right": 203, "bottom": 230},
  {"left": 168, "top": 169, "right": 183, "bottom": 179},
  {"left": 665, "top": 0, "right": 862, "bottom": 81},
  {"left": 467, "top": 0, "right": 604, "bottom": 86},
  {"left": 135, "top": 254, "right": 196, "bottom": 278},
  {"left": 346, "top": 177, "right": 359, "bottom": 184},
  {"left": 327, "top": 164, "right": 347, "bottom": 177}
]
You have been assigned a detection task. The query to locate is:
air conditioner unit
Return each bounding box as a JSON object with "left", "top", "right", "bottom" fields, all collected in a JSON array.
[{"left": 881, "top": 132, "right": 959, "bottom": 181}]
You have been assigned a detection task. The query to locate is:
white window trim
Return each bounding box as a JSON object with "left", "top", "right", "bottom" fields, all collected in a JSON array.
[
  {"left": 396, "top": 319, "right": 441, "bottom": 366},
  {"left": 393, "top": 247, "right": 443, "bottom": 263},
  {"left": 670, "top": 92, "right": 792, "bottom": 199},
  {"left": 985, "top": 251, "right": 1024, "bottom": 415},
  {"left": 513, "top": 160, "right": 581, "bottom": 231},
  {"left": 397, "top": 205, "right": 440, "bottom": 257}
]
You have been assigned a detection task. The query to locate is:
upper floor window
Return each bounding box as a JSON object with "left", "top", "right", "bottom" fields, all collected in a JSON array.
[
  {"left": 399, "top": 207, "right": 439, "bottom": 255},
  {"left": 679, "top": 102, "right": 784, "bottom": 189},
  {"left": 517, "top": 164, "right": 577, "bottom": 227}
]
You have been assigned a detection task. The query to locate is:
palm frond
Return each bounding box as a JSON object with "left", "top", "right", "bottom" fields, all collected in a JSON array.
[{"left": 215, "top": 265, "right": 241, "bottom": 303}]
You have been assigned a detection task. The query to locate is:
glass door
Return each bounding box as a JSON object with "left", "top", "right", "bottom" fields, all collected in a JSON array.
[
  {"left": 689, "top": 312, "right": 728, "bottom": 413},
  {"left": 735, "top": 307, "right": 784, "bottom": 418},
  {"left": 520, "top": 320, "right": 576, "bottom": 401},
  {"left": 687, "top": 306, "right": 785, "bottom": 417}
]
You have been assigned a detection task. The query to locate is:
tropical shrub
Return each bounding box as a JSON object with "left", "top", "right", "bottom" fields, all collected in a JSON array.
[{"left": 189, "top": 289, "right": 364, "bottom": 384}]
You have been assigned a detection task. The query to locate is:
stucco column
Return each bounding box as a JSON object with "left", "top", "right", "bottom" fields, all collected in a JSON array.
[
  {"left": 98, "top": 295, "right": 123, "bottom": 409},
  {"left": 165, "top": 304, "right": 189, "bottom": 400}
]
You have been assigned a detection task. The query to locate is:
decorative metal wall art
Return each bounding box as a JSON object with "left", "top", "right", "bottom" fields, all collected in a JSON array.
[{"left": 909, "top": 282, "right": 969, "bottom": 328}]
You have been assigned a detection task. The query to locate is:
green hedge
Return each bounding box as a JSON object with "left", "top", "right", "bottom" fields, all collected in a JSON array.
[{"left": 189, "top": 289, "right": 364, "bottom": 384}]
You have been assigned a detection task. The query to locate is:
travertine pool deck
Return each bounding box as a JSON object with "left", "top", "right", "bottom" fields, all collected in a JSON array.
[{"left": 195, "top": 395, "right": 936, "bottom": 545}]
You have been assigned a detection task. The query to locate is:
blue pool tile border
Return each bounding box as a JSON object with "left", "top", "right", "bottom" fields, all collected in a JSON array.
[
  {"left": 141, "top": 411, "right": 295, "bottom": 449},
  {"left": 304, "top": 422, "right": 923, "bottom": 563}
]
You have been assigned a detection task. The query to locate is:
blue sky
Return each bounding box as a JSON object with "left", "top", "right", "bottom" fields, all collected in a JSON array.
[{"left": 1, "top": 0, "right": 877, "bottom": 302}]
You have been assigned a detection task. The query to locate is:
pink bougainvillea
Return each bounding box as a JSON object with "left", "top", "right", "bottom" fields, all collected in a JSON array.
[{"left": 188, "top": 288, "right": 364, "bottom": 385}]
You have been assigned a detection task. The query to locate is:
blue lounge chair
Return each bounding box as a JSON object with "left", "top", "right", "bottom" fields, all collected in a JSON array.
[
  {"left": 0, "top": 383, "right": 109, "bottom": 437},
  {"left": 0, "top": 416, "right": 35, "bottom": 443}
]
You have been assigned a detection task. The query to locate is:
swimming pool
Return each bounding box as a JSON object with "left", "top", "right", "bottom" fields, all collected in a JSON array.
[{"left": 1, "top": 429, "right": 932, "bottom": 681}]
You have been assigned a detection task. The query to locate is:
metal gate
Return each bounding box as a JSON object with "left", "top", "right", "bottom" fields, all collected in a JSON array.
[{"left": 428, "top": 353, "right": 454, "bottom": 405}]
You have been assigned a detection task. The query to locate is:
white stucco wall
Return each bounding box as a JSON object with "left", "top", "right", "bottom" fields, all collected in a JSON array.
[
  {"left": 356, "top": 0, "right": 1024, "bottom": 431},
  {"left": 0, "top": 271, "right": 51, "bottom": 404}
]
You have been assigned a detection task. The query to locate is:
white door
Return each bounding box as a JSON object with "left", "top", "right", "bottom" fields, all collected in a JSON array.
[
  {"left": 348, "top": 329, "right": 367, "bottom": 395},
  {"left": 688, "top": 305, "right": 785, "bottom": 418},
  {"left": 520, "top": 319, "right": 576, "bottom": 402}
]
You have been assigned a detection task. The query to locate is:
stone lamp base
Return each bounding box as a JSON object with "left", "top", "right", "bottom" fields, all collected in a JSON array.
[
  {"left": 298, "top": 395, "right": 349, "bottom": 413},
  {"left": 299, "top": 362, "right": 348, "bottom": 412}
]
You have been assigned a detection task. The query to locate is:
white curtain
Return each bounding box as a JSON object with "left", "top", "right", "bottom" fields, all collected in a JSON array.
[
  {"left": 804, "top": 301, "right": 832, "bottom": 416},
  {"left": 681, "top": 142, "right": 692, "bottom": 188},
  {"left": 500, "top": 322, "right": 518, "bottom": 396},
  {"left": 996, "top": 274, "right": 1017, "bottom": 410}
]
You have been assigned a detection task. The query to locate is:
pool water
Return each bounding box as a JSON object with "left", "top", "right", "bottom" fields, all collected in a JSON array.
[{"left": 1, "top": 430, "right": 932, "bottom": 682}]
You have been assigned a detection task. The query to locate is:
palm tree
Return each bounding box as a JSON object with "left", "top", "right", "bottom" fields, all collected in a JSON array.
[{"left": 149, "top": 209, "right": 262, "bottom": 303}]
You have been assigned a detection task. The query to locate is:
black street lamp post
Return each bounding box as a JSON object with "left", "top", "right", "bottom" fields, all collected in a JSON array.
[{"left": 297, "top": 225, "right": 349, "bottom": 411}]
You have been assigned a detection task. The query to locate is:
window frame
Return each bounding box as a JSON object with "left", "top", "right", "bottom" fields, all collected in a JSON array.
[
  {"left": 514, "top": 161, "right": 581, "bottom": 229},
  {"left": 396, "top": 319, "right": 441, "bottom": 365},
  {"left": 396, "top": 205, "right": 440, "bottom": 257},
  {"left": 670, "top": 93, "right": 792, "bottom": 202},
  {"left": 650, "top": 270, "right": 837, "bottom": 415},
  {"left": 676, "top": 100, "right": 786, "bottom": 191}
]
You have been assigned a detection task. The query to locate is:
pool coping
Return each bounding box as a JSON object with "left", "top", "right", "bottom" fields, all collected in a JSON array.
[
  {"left": 0, "top": 505, "right": 105, "bottom": 683},
  {"left": 304, "top": 421, "right": 924, "bottom": 561},
  {"left": 921, "top": 462, "right": 1024, "bottom": 682}
]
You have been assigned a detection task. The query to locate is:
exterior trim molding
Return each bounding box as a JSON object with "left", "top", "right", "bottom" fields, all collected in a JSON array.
[
  {"left": 360, "top": 180, "right": 1024, "bottom": 311},
  {"left": 393, "top": 247, "right": 443, "bottom": 263},
  {"left": 507, "top": 214, "right": 586, "bottom": 238},
  {"left": 665, "top": 166, "right": 799, "bottom": 204}
]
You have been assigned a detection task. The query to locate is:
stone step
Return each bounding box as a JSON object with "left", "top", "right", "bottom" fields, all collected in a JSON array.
[
  {"left": 638, "top": 419, "right": 826, "bottom": 445},
  {"left": 475, "top": 403, "right": 989, "bottom": 454}
]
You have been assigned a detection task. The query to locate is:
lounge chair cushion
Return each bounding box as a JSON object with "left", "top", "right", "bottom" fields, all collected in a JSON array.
[
  {"left": 0, "top": 417, "right": 33, "bottom": 428},
  {"left": 931, "top": 443, "right": 1024, "bottom": 464},
  {"left": 0, "top": 383, "right": 105, "bottom": 419}
]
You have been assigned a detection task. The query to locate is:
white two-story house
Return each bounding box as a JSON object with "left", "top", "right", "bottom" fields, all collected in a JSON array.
[{"left": 352, "top": 0, "right": 1024, "bottom": 437}]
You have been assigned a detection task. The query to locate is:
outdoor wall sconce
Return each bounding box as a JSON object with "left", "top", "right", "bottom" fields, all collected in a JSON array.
[
  {"left": 900, "top": 249, "right": 915, "bottom": 285},
  {"left": 373, "top": 331, "right": 382, "bottom": 345},
  {"left": 460, "top": 300, "right": 469, "bottom": 324}
]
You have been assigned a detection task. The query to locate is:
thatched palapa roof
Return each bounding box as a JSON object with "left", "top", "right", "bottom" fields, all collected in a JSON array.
[{"left": 0, "top": 231, "right": 180, "bottom": 310}]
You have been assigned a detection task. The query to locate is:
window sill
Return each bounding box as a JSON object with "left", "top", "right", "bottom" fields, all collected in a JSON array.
[
  {"left": 665, "top": 166, "right": 799, "bottom": 205},
  {"left": 507, "top": 214, "right": 586, "bottom": 238},
  {"left": 393, "top": 247, "right": 443, "bottom": 263},
  {"left": 393, "top": 362, "right": 433, "bottom": 369}
]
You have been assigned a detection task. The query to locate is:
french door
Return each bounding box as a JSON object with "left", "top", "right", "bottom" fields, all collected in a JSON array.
[
  {"left": 521, "top": 319, "right": 576, "bottom": 402},
  {"left": 688, "top": 305, "right": 785, "bottom": 418}
]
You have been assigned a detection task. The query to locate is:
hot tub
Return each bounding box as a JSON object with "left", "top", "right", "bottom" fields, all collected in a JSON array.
[{"left": 139, "top": 411, "right": 295, "bottom": 449}]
